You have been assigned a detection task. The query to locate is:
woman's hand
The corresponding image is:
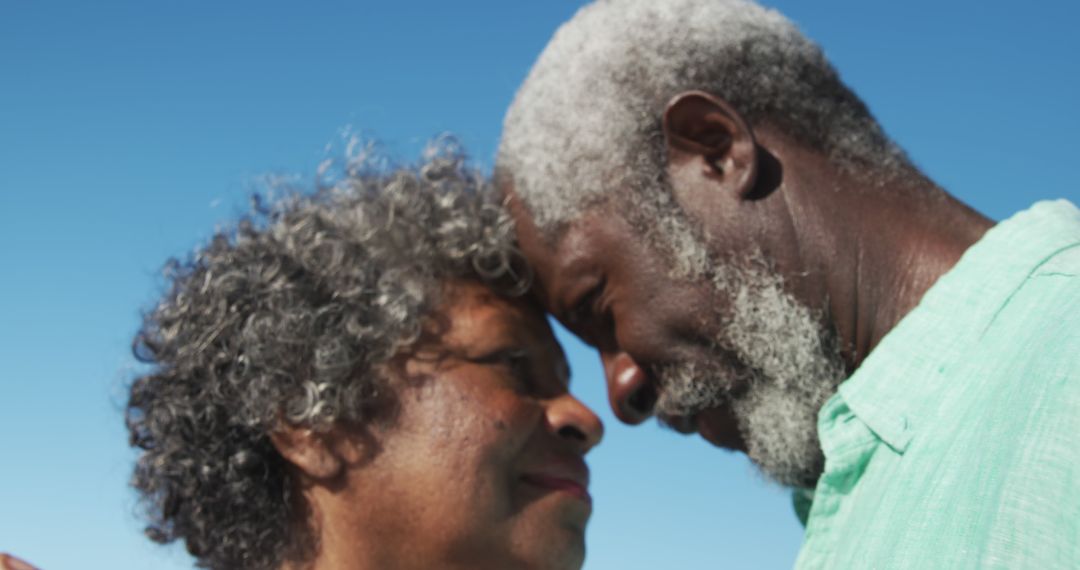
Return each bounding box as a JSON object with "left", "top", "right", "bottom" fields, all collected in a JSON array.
[{"left": 0, "top": 553, "right": 40, "bottom": 570}]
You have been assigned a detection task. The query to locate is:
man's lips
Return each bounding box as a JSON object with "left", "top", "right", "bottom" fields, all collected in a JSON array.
[
  {"left": 520, "top": 459, "right": 591, "bottom": 504},
  {"left": 660, "top": 413, "right": 697, "bottom": 434},
  {"left": 661, "top": 407, "right": 746, "bottom": 450}
]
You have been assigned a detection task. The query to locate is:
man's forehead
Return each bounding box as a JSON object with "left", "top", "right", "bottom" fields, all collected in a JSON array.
[
  {"left": 504, "top": 191, "right": 566, "bottom": 308},
  {"left": 505, "top": 185, "right": 621, "bottom": 246},
  {"left": 506, "top": 192, "right": 629, "bottom": 308},
  {"left": 500, "top": 173, "right": 623, "bottom": 236}
]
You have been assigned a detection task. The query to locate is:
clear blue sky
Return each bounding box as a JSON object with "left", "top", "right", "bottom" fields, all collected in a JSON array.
[{"left": 1, "top": 1, "right": 1077, "bottom": 568}]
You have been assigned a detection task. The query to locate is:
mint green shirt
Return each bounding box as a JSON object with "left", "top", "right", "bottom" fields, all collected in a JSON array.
[{"left": 795, "top": 201, "right": 1080, "bottom": 569}]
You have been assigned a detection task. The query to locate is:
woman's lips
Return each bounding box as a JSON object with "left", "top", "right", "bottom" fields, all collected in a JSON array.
[{"left": 520, "top": 463, "right": 592, "bottom": 505}]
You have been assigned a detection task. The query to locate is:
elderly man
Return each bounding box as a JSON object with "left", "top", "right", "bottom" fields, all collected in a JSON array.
[{"left": 497, "top": 0, "right": 1079, "bottom": 567}]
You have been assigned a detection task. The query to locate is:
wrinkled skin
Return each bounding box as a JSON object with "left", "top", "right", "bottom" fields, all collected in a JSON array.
[
  {"left": 502, "top": 90, "right": 991, "bottom": 487},
  {"left": 277, "top": 281, "right": 604, "bottom": 570}
]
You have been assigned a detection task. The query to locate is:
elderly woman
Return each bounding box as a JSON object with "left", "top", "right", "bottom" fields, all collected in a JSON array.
[{"left": 124, "top": 150, "right": 603, "bottom": 570}]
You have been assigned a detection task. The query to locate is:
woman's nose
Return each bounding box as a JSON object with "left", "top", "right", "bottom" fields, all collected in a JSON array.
[
  {"left": 601, "top": 351, "right": 656, "bottom": 424},
  {"left": 546, "top": 394, "right": 605, "bottom": 454}
]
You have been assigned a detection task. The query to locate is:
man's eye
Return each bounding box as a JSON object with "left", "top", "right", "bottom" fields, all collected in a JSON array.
[{"left": 566, "top": 284, "right": 603, "bottom": 328}]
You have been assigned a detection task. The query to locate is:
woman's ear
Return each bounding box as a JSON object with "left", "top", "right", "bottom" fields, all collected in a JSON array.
[
  {"left": 270, "top": 426, "right": 345, "bottom": 481},
  {"left": 662, "top": 90, "right": 758, "bottom": 199}
]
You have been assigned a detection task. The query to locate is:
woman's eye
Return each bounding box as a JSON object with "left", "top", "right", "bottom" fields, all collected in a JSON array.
[
  {"left": 503, "top": 351, "right": 536, "bottom": 390},
  {"left": 473, "top": 348, "right": 536, "bottom": 391}
]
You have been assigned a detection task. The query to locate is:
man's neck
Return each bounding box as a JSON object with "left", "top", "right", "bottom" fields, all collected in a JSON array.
[{"left": 785, "top": 164, "right": 993, "bottom": 371}]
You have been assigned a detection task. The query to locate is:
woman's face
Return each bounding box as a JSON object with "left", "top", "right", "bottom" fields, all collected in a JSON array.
[{"left": 325, "top": 281, "right": 604, "bottom": 570}]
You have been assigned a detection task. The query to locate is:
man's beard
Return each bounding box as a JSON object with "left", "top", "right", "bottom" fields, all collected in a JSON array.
[{"left": 654, "top": 260, "right": 846, "bottom": 489}]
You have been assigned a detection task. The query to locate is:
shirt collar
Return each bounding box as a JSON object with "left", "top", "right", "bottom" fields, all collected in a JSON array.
[{"left": 832, "top": 200, "right": 1080, "bottom": 453}]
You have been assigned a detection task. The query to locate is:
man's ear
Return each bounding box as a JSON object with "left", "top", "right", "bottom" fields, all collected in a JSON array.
[
  {"left": 663, "top": 90, "right": 758, "bottom": 199},
  {"left": 270, "top": 425, "right": 348, "bottom": 481}
]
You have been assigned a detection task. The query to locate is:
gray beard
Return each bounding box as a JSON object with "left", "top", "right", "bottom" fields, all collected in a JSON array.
[{"left": 654, "top": 261, "right": 846, "bottom": 489}]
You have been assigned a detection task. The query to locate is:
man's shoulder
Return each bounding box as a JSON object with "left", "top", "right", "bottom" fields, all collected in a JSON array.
[{"left": 1032, "top": 240, "right": 1080, "bottom": 277}]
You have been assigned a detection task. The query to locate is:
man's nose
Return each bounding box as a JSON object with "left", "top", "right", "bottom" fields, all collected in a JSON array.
[{"left": 601, "top": 351, "right": 656, "bottom": 424}]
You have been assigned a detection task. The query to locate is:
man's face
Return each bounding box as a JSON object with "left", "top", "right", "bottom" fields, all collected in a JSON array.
[{"left": 510, "top": 195, "right": 845, "bottom": 488}]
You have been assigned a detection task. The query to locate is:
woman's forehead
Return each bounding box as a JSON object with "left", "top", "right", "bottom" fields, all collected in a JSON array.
[{"left": 439, "top": 282, "right": 548, "bottom": 340}]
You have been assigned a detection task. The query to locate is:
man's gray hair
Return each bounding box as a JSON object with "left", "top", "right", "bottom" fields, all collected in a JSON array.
[{"left": 499, "top": 0, "right": 911, "bottom": 234}]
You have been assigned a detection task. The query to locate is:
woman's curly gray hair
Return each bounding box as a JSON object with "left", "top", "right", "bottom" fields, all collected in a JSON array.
[{"left": 126, "top": 146, "right": 527, "bottom": 570}]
